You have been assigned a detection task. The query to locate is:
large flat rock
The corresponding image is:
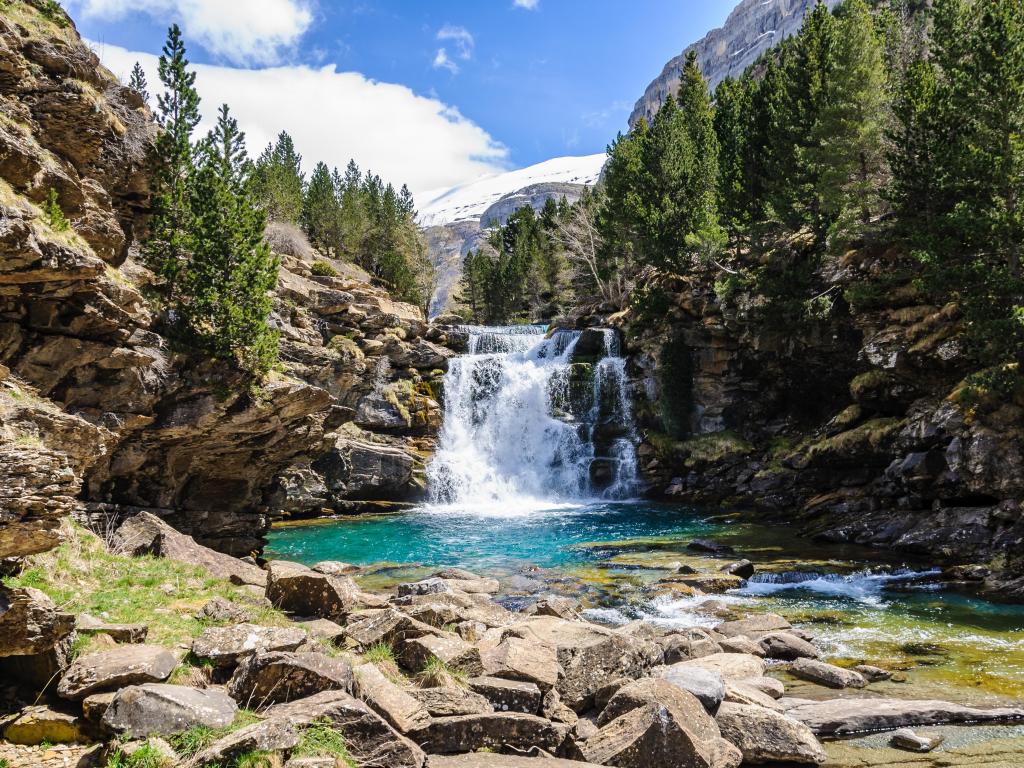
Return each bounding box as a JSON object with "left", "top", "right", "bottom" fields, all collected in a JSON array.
[
  {"left": 785, "top": 698, "right": 1024, "bottom": 736},
  {"left": 57, "top": 645, "right": 177, "bottom": 700},
  {"left": 102, "top": 684, "right": 237, "bottom": 738},
  {"left": 429, "top": 756, "right": 605, "bottom": 768}
]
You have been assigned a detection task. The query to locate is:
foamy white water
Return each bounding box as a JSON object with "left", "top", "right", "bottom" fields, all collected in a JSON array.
[{"left": 427, "top": 325, "right": 639, "bottom": 510}]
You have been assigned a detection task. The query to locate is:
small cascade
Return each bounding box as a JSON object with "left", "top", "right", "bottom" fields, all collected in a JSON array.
[{"left": 428, "top": 325, "right": 639, "bottom": 509}]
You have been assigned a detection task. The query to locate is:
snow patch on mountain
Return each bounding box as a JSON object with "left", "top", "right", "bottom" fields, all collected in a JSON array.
[{"left": 417, "top": 153, "right": 606, "bottom": 227}]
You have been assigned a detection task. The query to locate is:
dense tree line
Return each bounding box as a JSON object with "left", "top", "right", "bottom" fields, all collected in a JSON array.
[
  {"left": 559, "top": 0, "right": 1022, "bottom": 386},
  {"left": 456, "top": 198, "right": 570, "bottom": 324},
  {"left": 139, "top": 27, "right": 432, "bottom": 376},
  {"left": 252, "top": 136, "right": 431, "bottom": 309}
]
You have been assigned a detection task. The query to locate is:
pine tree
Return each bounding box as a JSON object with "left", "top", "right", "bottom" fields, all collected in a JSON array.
[
  {"left": 145, "top": 24, "right": 201, "bottom": 290},
  {"left": 714, "top": 77, "right": 751, "bottom": 251},
  {"left": 302, "top": 161, "right": 339, "bottom": 252},
  {"left": 811, "top": 0, "right": 889, "bottom": 243},
  {"left": 129, "top": 61, "right": 149, "bottom": 102},
  {"left": 183, "top": 105, "right": 280, "bottom": 374},
  {"left": 252, "top": 132, "right": 305, "bottom": 223}
]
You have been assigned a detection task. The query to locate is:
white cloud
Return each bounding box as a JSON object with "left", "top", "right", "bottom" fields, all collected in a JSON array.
[
  {"left": 70, "top": 0, "right": 313, "bottom": 65},
  {"left": 513, "top": 0, "right": 539, "bottom": 9},
  {"left": 93, "top": 41, "right": 508, "bottom": 196},
  {"left": 432, "top": 48, "right": 459, "bottom": 75}
]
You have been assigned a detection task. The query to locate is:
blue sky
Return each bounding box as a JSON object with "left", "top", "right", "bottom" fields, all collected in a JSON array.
[{"left": 71, "top": 0, "right": 737, "bottom": 193}]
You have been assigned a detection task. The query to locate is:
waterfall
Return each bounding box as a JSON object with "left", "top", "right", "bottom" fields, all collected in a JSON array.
[{"left": 427, "top": 325, "right": 639, "bottom": 511}]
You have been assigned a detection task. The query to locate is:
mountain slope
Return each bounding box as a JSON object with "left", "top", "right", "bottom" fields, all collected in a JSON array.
[
  {"left": 630, "top": 0, "right": 840, "bottom": 127},
  {"left": 419, "top": 154, "right": 605, "bottom": 316}
]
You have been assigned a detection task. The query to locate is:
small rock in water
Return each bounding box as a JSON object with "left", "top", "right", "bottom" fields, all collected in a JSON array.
[
  {"left": 677, "top": 564, "right": 698, "bottom": 574},
  {"left": 890, "top": 728, "right": 944, "bottom": 752},
  {"left": 687, "top": 539, "right": 736, "bottom": 555},
  {"left": 854, "top": 664, "right": 892, "bottom": 682},
  {"left": 721, "top": 559, "right": 755, "bottom": 579}
]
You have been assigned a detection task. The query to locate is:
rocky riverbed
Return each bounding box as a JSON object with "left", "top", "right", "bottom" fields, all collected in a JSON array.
[{"left": 2, "top": 513, "right": 1022, "bottom": 768}]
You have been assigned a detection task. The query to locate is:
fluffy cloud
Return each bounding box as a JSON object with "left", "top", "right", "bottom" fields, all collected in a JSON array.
[
  {"left": 513, "top": 0, "right": 540, "bottom": 9},
  {"left": 93, "top": 42, "right": 508, "bottom": 196},
  {"left": 69, "top": 0, "right": 313, "bottom": 65}
]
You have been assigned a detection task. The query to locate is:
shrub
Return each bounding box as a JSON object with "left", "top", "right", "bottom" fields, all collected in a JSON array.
[
  {"left": 311, "top": 260, "right": 338, "bottom": 277},
  {"left": 33, "top": 0, "right": 70, "bottom": 27},
  {"left": 41, "top": 188, "right": 70, "bottom": 232},
  {"left": 263, "top": 220, "right": 313, "bottom": 259}
]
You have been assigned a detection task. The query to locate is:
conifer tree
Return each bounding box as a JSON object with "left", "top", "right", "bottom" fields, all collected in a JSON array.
[
  {"left": 713, "top": 77, "right": 751, "bottom": 251},
  {"left": 184, "top": 104, "right": 280, "bottom": 374},
  {"left": 811, "top": 0, "right": 889, "bottom": 242},
  {"left": 129, "top": 61, "right": 149, "bottom": 102},
  {"left": 252, "top": 132, "right": 305, "bottom": 223},
  {"left": 145, "top": 24, "right": 201, "bottom": 290},
  {"left": 302, "top": 161, "right": 339, "bottom": 252}
]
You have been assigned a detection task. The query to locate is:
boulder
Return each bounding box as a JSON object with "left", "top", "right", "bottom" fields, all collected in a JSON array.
[
  {"left": 344, "top": 608, "right": 439, "bottom": 649},
  {"left": 723, "top": 681, "right": 782, "bottom": 710},
  {"left": 196, "top": 597, "right": 251, "bottom": 623},
  {"left": 409, "top": 712, "right": 568, "bottom": 754},
  {"left": 401, "top": 634, "right": 483, "bottom": 676},
  {"left": 397, "top": 577, "right": 451, "bottom": 597},
  {"left": 739, "top": 676, "right": 785, "bottom": 700},
  {"left": 890, "top": 728, "right": 944, "bottom": 752},
  {"left": 112, "top": 512, "right": 267, "bottom": 587},
  {"left": 312, "top": 561, "right": 360, "bottom": 576},
  {"left": 430, "top": 756, "right": 605, "bottom": 768},
  {"left": 598, "top": 678, "right": 718, "bottom": 734},
  {"left": 352, "top": 663, "right": 431, "bottom": 733},
  {"left": 718, "top": 635, "right": 765, "bottom": 657},
  {"left": 721, "top": 560, "right": 755, "bottom": 579},
  {"left": 581, "top": 703, "right": 742, "bottom": 768},
  {"left": 532, "top": 596, "right": 581, "bottom": 620},
  {"left": 192, "top": 623, "right": 306, "bottom": 669},
  {"left": 266, "top": 560, "right": 382, "bottom": 619},
  {"left": 506, "top": 616, "right": 657, "bottom": 710},
  {"left": 0, "top": 587, "right": 74, "bottom": 657},
  {"left": 227, "top": 651, "right": 353, "bottom": 708},
  {"left": 785, "top": 697, "right": 1024, "bottom": 736},
  {"left": 481, "top": 637, "right": 560, "bottom": 690},
  {"left": 102, "top": 684, "right": 237, "bottom": 738},
  {"left": 789, "top": 658, "right": 865, "bottom": 689},
  {"left": 714, "top": 614, "right": 792, "bottom": 640},
  {"left": 76, "top": 613, "right": 148, "bottom": 644},
  {"left": 679, "top": 653, "right": 765, "bottom": 681},
  {"left": 57, "top": 645, "right": 177, "bottom": 700},
  {"left": 467, "top": 676, "right": 543, "bottom": 714},
  {"left": 662, "top": 628, "right": 723, "bottom": 663},
  {"left": 410, "top": 686, "right": 493, "bottom": 717},
  {"left": 82, "top": 692, "right": 116, "bottom": 725},
  {"left": 759, "top": 632, "right": 819, "bottom": 661},
  {"left": 2, "top": 705, "right": 90, "bottom": 745},
  {"left": 186, "top": 715, "right": 302, "bottom": 767},
  {"left": 715, "top": 702, "right": 827, "bottom": 765},
  {"left": 654, "top": 664, "right": 726, "bottom": 713},
  {"left": 296, "top": 618, "right": 346, "bottom": 644}
]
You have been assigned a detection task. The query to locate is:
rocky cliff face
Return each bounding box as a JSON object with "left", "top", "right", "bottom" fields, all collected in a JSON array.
[
  {"left": 0, "top": 2, "right": 452, "bottom": 557},
  {"left": 629, "top": 0, "right": 841, "bottom": 127},
  {"left": 597, "top": 242, "right": 1024, "bottom": 596}
]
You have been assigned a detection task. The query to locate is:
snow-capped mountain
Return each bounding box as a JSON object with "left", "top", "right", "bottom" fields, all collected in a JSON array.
[
  {"left": 417, "top": 154, "right": 606, "bottom": 227},
  {"left": 419, "top": 154, "right": 605, "bottom": 317}
]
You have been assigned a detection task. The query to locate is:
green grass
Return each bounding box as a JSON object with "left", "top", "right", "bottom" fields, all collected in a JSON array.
[
  {"left": 0, "top": 758, "right": 10, "bottom": 768},
  {"left": 168, "top": 710, "right": 262, "bottom": 760},
  {"left": 3, "top": 523, "right": 288, "bottom": 652},
  {"left": 417, "top": 657, "right": 468, "bottom": 688},
  {"left": 231, "top": 751, "right": 276, "bottom": 768},
  {"left": 105, "top": 743, "right": 173, "bottom": 768},
  {"left": 362, "top": 642, "right": 395, "bottom": 665},
  {"left": 292, "top": 719, "right": 356, "bottom": 767}
]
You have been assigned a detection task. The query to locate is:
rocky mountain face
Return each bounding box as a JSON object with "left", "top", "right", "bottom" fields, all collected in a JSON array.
[
  {"left": 578, "top": 242, "right": 1024, "bottom": 597},
  {"left": 419, "top": 155, "right": 605, "bottom": 317},
  {"left": 0, "top": 2, "right": 453, "bottom": 559},
  {"left": 629, "top": 0, "right": 840, "bottom": 127}
]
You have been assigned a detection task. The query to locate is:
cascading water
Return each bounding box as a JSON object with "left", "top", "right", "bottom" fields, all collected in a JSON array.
[{"left": 427, "top": 325, "right": 639, "bottom": 510}]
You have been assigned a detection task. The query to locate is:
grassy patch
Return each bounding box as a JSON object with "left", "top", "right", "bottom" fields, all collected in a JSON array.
[
  {"left": 2, "top": 523, "right": 287, "bottom": 650},
  {"left": 311, "top": 260, "right": 338, "bottom": 277},
  {"left": 106, "top": 743, "right": 174, "bottom": 768},
  {"left": 292, "top": 719, "right": 356, "bottom": 766},
  {"left": 168, "top": 710, "right": 262, "bottom": 761},
  {"left": 416, "top": 657, "right": 467, "bottom": 689},
  {"left": 231, "top": 752, "right": 276, "bottom": 768},
  {"left": 362, "top": 642, "right": 395, "bottom": 665}
]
